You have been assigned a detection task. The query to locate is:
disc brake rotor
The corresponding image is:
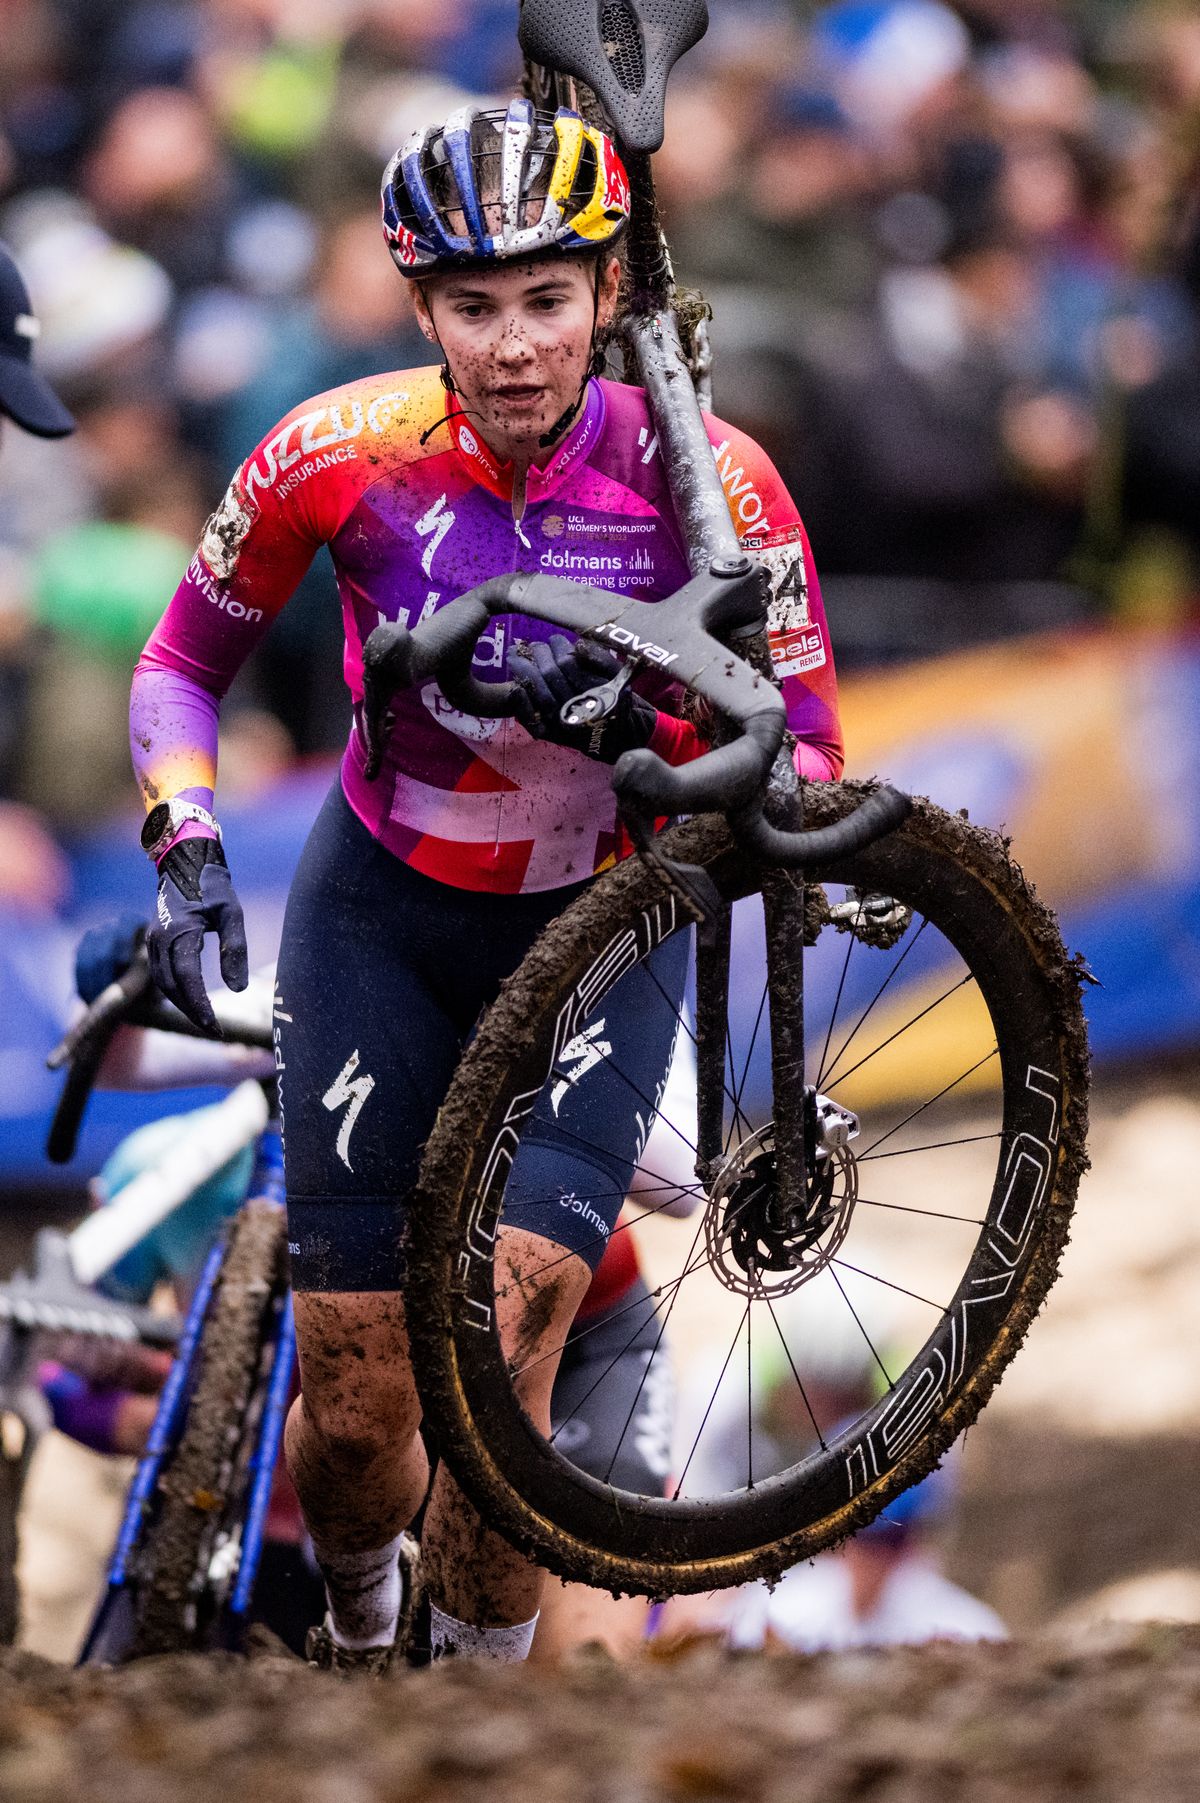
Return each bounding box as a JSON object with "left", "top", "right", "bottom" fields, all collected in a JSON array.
[{"left": 703, "top": 1096, "right": 859, "bottom": 1300}]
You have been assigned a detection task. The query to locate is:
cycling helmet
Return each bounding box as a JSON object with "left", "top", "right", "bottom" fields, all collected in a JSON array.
[{"left": 381, "top": 98, "right": 631, "bottom": 277}]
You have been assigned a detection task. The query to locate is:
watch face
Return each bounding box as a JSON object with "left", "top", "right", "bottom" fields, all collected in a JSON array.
[{"left": 140, "top": 802, "right": 171, "bottom": 850}]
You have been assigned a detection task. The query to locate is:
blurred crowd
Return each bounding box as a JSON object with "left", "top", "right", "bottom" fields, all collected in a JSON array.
[{"left": 1, "top": 0, "right": 1200, "bottom": 895}]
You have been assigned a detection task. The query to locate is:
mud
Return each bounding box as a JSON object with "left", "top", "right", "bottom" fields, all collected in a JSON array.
[{"left": 3, "top": 1627, "right": 1200, "bottom": 1802}]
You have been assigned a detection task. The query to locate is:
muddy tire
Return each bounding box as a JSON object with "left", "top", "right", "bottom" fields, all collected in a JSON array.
[
  {"left": 0, "top": 1440, "right": 22, "bottom": 1646},
  {"left": 129, "top": 1200, "right": 287, "bottom": 1658},
  {"left": 407, "top": 783, "right": 1090, "bottom": 1597}
]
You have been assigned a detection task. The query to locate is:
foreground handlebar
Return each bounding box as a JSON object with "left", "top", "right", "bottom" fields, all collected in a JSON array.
[
  {"left": 359, "top": 566, "right": 913, "bottom": 881},
  {"left": 732, "top": 784, "right": 914, "bottom": 868}
]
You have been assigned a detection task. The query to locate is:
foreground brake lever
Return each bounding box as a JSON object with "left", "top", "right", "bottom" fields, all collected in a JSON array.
[{"left": 620, "top": 804, "right": 725, "bottom": 946}]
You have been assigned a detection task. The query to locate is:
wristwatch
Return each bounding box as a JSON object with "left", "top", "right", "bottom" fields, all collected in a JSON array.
[{"left": 140, "top": 800, "right": 222, "bottom": 862}]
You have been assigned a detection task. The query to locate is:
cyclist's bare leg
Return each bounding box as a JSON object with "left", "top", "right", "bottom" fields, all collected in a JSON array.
[
  {"left": 531, "top": 1581, "right": 650, "bottom": 1663},
  {"left": 286, "top": 1292, "right": 428, "bottom": 1557},
  {"left": 420, "top": 1225, "right": 592, "bottom": 1636}
]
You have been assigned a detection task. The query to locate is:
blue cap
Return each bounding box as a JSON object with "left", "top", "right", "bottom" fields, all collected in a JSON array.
[
  {"left": 863, "top": 1461, "right": 954, "bottom": 1540},
  {"left": 0, "top": 239, "right": 74, "bottom": 438}
]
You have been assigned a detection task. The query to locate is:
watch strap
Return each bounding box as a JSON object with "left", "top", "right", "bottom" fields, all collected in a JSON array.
[{"left": 143, "top": 801, "right": 221, "bottom": 862}]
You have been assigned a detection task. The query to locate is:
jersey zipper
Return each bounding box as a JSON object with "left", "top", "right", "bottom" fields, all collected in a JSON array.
[{"left": 494, "top": 465, "right": 532, "bottom": 857}]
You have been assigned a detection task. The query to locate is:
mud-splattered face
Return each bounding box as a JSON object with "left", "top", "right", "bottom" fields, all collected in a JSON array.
[{"left": 413, "top": 256, "right": 621, "bottom": 466}]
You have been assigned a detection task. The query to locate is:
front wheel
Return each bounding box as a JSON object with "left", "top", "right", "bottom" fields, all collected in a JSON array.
[{"left": 407, "top": 783, "right": 1090, "bottom": 1598}]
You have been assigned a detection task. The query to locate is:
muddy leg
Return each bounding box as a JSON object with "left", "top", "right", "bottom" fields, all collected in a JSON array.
[
  {"left": 285, "top": 1291, "right": 429, "bottom": 1555},
  {"left": 421, "top": 1227, "right": 591, "bottom": 1629}
]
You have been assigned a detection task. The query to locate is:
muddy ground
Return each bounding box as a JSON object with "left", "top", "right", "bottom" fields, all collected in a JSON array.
[
  {"left": 3, "top": 1626, "right": 1200, "bottom": 1802},
  {"left": 3, "top": 1078, "right": 1199, "bottom": 1797}
]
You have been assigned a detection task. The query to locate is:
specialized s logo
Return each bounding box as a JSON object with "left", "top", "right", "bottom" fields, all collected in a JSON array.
[
  {"left": 550, "top": 1020, "right": 613, "bottom": 1115},
  {"left": 322, "top": 1050, "right": 376, "bottom": 1172},
  {"left": 415, "top": 494, "right": 456, "bottom": 579}
]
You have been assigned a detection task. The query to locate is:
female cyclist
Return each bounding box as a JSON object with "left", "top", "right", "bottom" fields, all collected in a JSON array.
[{"left": 129, "top": 101, "right": 843, "bottom": 1672}]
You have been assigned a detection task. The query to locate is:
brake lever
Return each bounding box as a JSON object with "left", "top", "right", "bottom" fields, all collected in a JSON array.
[{"left": 620, "top": 803, "right": 724, "bottom": 946}]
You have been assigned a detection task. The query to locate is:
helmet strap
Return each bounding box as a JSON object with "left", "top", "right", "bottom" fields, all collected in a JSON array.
[{"left": 418, "top": 304, "right": 488, "bottom": 446}]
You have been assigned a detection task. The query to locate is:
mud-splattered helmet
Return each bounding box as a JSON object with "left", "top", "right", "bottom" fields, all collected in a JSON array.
[{"left": 381, "top": 97, "right": 631, "bottom": 277}]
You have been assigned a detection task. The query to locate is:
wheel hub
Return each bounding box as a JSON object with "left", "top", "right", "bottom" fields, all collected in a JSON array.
[{"left": 704, "top": 1094, "right": 859, "bottom": 1299}]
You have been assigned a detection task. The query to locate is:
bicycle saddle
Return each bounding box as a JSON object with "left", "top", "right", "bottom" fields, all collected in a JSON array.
[{"left": 518, "top": 0, "right": 710, "bottom": 152}]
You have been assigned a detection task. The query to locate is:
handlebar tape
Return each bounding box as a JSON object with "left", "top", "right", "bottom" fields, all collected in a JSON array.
[{"left": 731, "top": 785, "right": 913, "bottom": 869}]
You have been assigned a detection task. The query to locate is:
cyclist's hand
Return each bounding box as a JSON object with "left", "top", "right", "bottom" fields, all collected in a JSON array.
[
  {"left": 507, "top": 634, "right": 658, "bottom": 764},
  {"left": 75, "top": 911, "right": 146, "bottom": 1004},
  {"left": 147, "top": 839, "right": 248, "bottom": 1033}
]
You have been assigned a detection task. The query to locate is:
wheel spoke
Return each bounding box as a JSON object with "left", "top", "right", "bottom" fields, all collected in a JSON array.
[
  {"left": 832, "top": 1257, "right": 945, "bottom": 1314},
  {"left": 746, "top": 1285, "right": 754, "bottom": 1489},
  {"left": 644, "top": 960, "right": 745, "bottom": 1117},
  {"left": 858, "top": 1047, "right": 1000, "bottom": 1158},
  {"left": 858, "top": 1132, "right": 1006, "bottom": 1164},
  {"left": 764, "top": 1292, "right": 828, "bottom": 1452},
  {"left": 830, "top": 1267, "right": 895, "bottom": 1391},
  {"left": 495, "top": 1184, "right": 707, "bottom": 1303},
  {"left": 825, "top": 970, "right": 976, "bottom": 1091},
  {"left": 511, "top": 1223, "right": 713, "bottom": 1381},
  {"left": 600, "top": 1055, "right": 701, "bottom": 1158},
  {"left": 599, "top": 1212, "right": 715, "bottom": 1480},
  {"left": 726, "top": 978, "right": 769, "bottom": 1155},
  {"left": 725, "top": 1020, "right": 756, "bottom": 1147},
  {"left": 854, "top": 1196, "right": 985, "bottom": 1226},
  {"left": 821, "top": 916, "right": 931, "bottom": 1086},
  {"left": 672, "top": 1302, "right": 750, "bottom": 1500},
  {"left": 815, "top": 922, "right": 856, "bottom": 1091},
  {"left": 516, "top": 1110, "right": 703, "bottom": 1204},
  {"left": 549, "top": 1299, "right": 658, "bottom": 1457}
]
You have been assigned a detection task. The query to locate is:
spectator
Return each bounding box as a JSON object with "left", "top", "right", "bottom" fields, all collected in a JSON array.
[{"left": 727, "top": 1464, "right": 1008, "bottom": 1652}]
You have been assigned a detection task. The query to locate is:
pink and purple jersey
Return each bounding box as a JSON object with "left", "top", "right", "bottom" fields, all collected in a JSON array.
[{"left": 131, "top": 368, "right": 843, "bottom": 894}]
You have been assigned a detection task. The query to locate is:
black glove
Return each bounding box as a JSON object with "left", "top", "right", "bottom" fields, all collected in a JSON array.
[
  {"left": 147, "top": 838, "right": 248, "bottom": 1033},
  {"left": 507, "top": 635, "right": 658, "bottom": 764},
  {"left": 75, "top": 912, "right": 146, "bottom": 1004}
]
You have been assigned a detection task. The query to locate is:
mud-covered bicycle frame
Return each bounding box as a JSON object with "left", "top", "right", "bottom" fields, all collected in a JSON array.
[{"left": 360, "top": 0, "right": 911, "bottom": 1225}]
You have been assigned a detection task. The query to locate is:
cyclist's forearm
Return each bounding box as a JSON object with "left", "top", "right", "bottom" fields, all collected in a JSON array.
[{"left": 130, "top": 656, "right": 221, "bottom": 824}]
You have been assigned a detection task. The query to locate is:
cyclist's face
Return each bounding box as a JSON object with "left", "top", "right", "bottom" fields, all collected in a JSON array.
[{"left": 414, "top": 257, "right": 621, "bottom": 463}]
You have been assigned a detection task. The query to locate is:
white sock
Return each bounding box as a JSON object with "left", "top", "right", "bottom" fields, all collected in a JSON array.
[
  {"left": 429, "top": 1601, "right": 539, "bottom": 1665},
  {"left": 312, "top": 1533, "right": 405, "bottom": 1651}
]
